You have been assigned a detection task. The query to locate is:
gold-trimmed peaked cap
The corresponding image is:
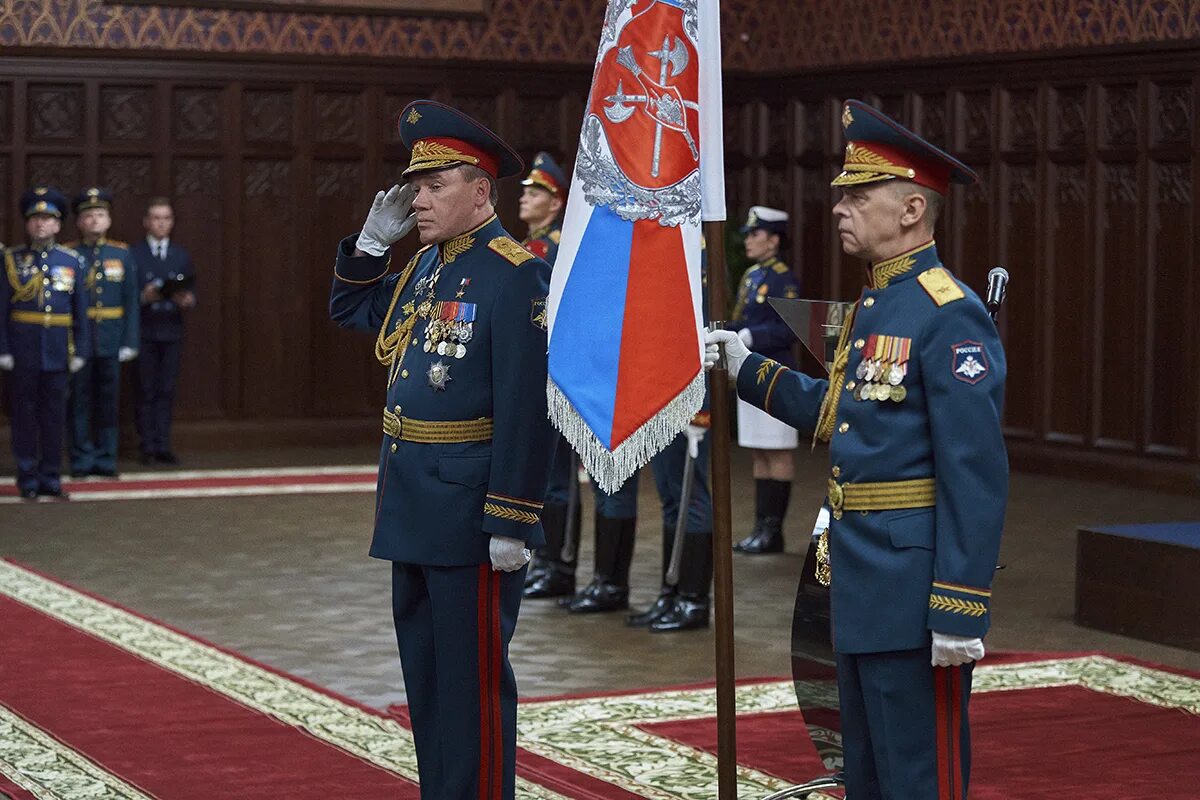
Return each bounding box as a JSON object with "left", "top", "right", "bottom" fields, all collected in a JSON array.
[
  {"left": 521, "top": 151, "right": 567, "bottom": 196},
  {"left": 833, "top": 100, "right": 978, "bottom": 194},
  {"left": 398, "top": 100, "right": 524, "bottom": 180},
  {"left": 73, "top": 186, "right": 113, "bottom": 214},
  {"left": 20, "top": 186, "right": 68, "bottom": 219}
]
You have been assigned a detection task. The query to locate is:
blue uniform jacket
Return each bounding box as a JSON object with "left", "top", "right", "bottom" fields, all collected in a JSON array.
[
  {"left": 2, "top": 243, "right": 91, "bottom": 370},
  {"left": 521, "top": 220, "right": 561, "bottom": 266},
  {"left": 131, "top": 240, "right": 194, "bottom": 342},
  {"left": 731, "top": 255, "right": 800, "bottom": 367},
  {"left": 63, "top": 238, "right": 140, "bottom": 358},
  {"left": 330, "top": 215, "right": 555, "bottom": 566},
  {"left": 737, "top": 242, "right": 1007, "bottom": 653}
]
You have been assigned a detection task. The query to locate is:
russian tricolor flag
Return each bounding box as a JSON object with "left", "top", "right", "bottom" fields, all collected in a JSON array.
[{"left": 547, "top": 0, "right": 724, "bottom": 493}]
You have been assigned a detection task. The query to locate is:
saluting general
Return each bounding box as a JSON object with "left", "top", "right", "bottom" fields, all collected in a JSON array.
[
  {"left": 1, "top": 187, "right": 91, "bottom": 500},
  {"left": 707, "top": 100, "right": 1008, "bottom": 799},
  {"left": 330, "top": 100, "right": 553, "bottom": 800}
]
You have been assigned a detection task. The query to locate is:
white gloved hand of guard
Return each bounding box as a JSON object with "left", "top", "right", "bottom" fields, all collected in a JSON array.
[
  {"left": 703, "top": 329, "right": 751, "bottom": 380},
  {"left": 118, "top": 347, "right": 137, "bottom": 363},
  {"left": 811, "top": 505, "right": 831, "bottom": 539},
  {"left": 931, "top": 631, "right": 985, "bottom": 667},
  {"left": 69, "top": 356, "right": 86, "bottom": 373},
  {"left": 0, "top": 354, "right": 13, "bottom": 371},
  {"left": 684, "top": 423, "right": 706, "bottom": 459},
  {"left": 737, "top": 327, "right": 754, "bottom": 348},
  {"left": 356, "top": 184, "right": 418, "bottom": 257},
  {"left": 489, "top": 534, "right": 532, "bottom": 572}
]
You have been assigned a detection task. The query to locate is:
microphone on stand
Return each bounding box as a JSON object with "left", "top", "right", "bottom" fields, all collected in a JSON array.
[{"left": 985, "top": 266, "right": 1009, "bottom": 323}]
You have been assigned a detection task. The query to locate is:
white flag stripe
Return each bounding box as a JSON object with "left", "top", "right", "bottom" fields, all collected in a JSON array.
[{"left": 698, "top": 0, "right": 726, "bottom": 221}]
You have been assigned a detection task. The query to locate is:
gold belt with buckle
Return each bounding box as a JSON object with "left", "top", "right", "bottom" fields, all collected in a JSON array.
[
  {"left": 10, "top": 310, "right": 71, "bottom": 327},
  {"left": 382, "top": 408, "right": 493, "bottom": 443},
  {"left": 817, "top": 476, "right": 936, "bottom": 587},
  {"left": 826, "top": 477, "right": 936, "bottom": 520}
]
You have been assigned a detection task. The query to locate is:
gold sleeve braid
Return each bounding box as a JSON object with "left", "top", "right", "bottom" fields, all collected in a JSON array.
[
  {"left": 813, "top": 302, "right": 859, "bottom": 446},
  {"left": 6, "top": 250, "right": 44, "bottom": 302},
  {"left": 373, "top": 252, "right": 425, "bottom": 383}
]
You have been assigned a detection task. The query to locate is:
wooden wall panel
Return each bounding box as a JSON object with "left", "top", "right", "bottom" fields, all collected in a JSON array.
[{"left": 0, "top": 46, "right": 1198, "bottom": 488}]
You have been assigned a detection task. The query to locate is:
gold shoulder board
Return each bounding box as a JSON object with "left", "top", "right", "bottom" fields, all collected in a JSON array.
[
  {"left": 549, "top": 230, "right": 561, "bottom": 244},
  {"left": 488, "top": 236, "right": 534, "bottom": 266},
  {"left": 916, "top": 267, "right": 965, "bottom": 307},
  {"left": 57, "top": 243, "right": 81, "bottom": 258},
  {"left": 108, "top": 239, "right": 129, "bottom": 249},
  {"left": 62, "top": 240, "right": 79, "bottom": 249},
  {"left": 772, "top": 262, "right": 790, "bottom": 274}
]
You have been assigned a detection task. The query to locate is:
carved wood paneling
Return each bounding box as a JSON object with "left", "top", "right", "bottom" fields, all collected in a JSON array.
[
  {"left": 314, "top": 161, "right": 361, "bottom": 199},
  {"left": 28, "top": 85, "right": 83, "bottom": 141},
  {"left": 0, "top": 83, "right": 10, "bottom": 144},
  {"left": 243, "top": 160, "right": 291, "bottom": 198},
  {"left": 101, "top": 86, "right": 153, "bottom": 142},
  {"left": 174, "top": 88, "right": 221, "bottom": 142},
  {"left": 314, "top": 91, "right": 362, "bottom": 145},
  {"left": 1103, "top": 85, "right": 1139, "bottom": 148},
  {"left": 1052, "top": 86, "right": 1088, "bottom": 150},
  {"left": 26, "top": 155, "right": 81, "bottom": 194},
  {"left": 99, "top": 156, "right": 154, "bottom": 200},
  {"left": 1154, "top": 82, "right": 1192, "bottom": 146},
  {"left": 244, "top": 90, "right": 292, "bottom": 144}
]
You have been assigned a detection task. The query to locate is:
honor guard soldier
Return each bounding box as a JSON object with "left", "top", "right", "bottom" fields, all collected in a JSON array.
[
  {"left": 131, "top": 197, "right": 195, "bottom": 465},
  {"left": 330, "top": 100, "right": 553, "bottom": 800},
  {"left": 518, "top": 151, "right": 578, "bottom": 599},
  {"left": 706, "top": 99, "right": 1007, "bottom": 800},
  {"left": 0, "top": 187, "right": 91, "bottom": 500},
  {"left": 731, "top": 206, "right": 801, "bottom": 554},
  {"left": 65, "top": 188, "right": 140, "bottom": 478}
]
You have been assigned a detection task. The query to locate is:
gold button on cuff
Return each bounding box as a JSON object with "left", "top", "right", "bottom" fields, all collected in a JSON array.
[
  {"left": 44, "top": 305, "right": 52, "bottom": 312},
  {"left": 863, "top": 297, "right": 875, "bottom": 308},
  {"left": 854, "top": 338, "right": 865, "bottom": 350},
  {"left": 838, "top": 422, "right": 850, "bottom": 434},
  {"left": 832, "top": 465, "right": 841, "bottom": 478},
  {"left": 390, "top": 443, "right": 398, "bottom": 453}
]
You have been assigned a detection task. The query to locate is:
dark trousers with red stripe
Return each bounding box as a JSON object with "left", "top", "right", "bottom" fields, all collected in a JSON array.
[
  {"left": 835, "top": 649, "right": 973, "bottom": 800},
  {"left": 392, "top": 561, "right": 526, "bottom": 800}
]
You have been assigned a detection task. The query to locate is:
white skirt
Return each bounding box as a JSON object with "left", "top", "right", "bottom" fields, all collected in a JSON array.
[{"left": 736, "top": 397, "right": 799, "bottom": 450}]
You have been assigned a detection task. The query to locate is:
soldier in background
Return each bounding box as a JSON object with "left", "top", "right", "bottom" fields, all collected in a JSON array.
[
  {"left": 730, "top": 206, "right": 801, "bottom": 554},
  {"left": 519, "top": 152, "right": 578, "bottom": 600},
  {"left": 66, "top": 188, "right": 139, "bottom": 478},
  {"left": 0, "top": 187, "right": 91, "bottom": 499}
]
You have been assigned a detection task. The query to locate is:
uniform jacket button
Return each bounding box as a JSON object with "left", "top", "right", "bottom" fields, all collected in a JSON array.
[
  {"left": 401, "top": 369, "right": 409, "bottom": 379},
  {"left": 832, "top": 465, "right": 841, "bottom": 478},
  {"left": 838, "top": 422, "right": 850, "bottom": 434},
  {"left": 863, "top": 297, "right": 875, "bottom": 308},
  {"left": 393, "top": 404, "right": 402, "bottom": 414},
  {"left": 390, "top": 443, "right": 398, "bottom": 453},
  {"left": 854, "top": 338, "right": 865, "bottom": 349}
]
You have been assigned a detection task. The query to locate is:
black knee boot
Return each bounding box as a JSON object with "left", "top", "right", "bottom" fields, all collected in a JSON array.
[
  {"left": 567, "top": 514, "right": 634, "bottom": 613},
  {"left": 524, "top": 502, "right": 578, "bottom": 599},
  {"left": 737, "top": 479, "right": 790, "bottom": 554},
  {"left": 651, "top": 533, "right": 712, "bottom": 632},
  {"left": 626, "top": 525, "right": 679, "bottom": 627}
]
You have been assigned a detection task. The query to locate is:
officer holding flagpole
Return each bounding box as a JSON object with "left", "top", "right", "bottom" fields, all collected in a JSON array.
[{"left": 706, "top": 100, "right": 1007, "bottom": 800}]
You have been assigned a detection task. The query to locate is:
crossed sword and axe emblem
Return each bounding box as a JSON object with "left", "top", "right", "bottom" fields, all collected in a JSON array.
[{"left": 603, "top": 37, "right": 700, "bottom": 177}]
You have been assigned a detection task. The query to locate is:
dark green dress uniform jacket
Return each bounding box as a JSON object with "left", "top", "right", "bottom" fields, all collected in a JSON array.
[
  {"left": 737, "top": 242, "right": 1007, "bottom": 653},
  {"left": 63, "top": 238, "right": 139, "bottom": 358},
  {"left": 330, "top": 215, "right": 555, "bottom": 566}
]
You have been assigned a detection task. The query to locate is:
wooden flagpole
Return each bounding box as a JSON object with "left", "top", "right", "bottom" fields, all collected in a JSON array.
[{"left": 703, "top": 219, "right": 737, "bottom": 799}]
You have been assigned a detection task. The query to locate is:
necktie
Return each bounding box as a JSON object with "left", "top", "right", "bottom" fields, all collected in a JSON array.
[{"left": 158, "top": 243, "right": 167, "bottom": 260}]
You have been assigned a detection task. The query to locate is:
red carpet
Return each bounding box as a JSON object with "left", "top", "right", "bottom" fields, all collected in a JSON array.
[{"left": 3, "top": 558, "right": 1199, "bottom": 800}]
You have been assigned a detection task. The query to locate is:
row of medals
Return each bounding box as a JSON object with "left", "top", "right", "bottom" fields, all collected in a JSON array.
[
  {"left": 855, "top": 357, "right": 908, "bottom": 402},
  {"left": 422, "top": 311, "right": 472, "bottom": 359}
]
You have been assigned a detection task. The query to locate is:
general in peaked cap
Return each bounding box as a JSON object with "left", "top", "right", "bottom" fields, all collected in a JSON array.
[
  {"left": 521, "top": 151, "right": 567, "bottom": 197},
  {"left": 72, "top": 187, "right": 113, "bottom": 215},
  {"left": 718, "top": 97, "right": 1006, "bottom": 800},
  {"left": 20, "top": 186, "right": 69, "bottom": 219},
  {"left": 397, "top": 99, "right": 524, "bottom": 179},
  {"left": 833, "top": 99, "right": 979, "bottom": 194}
]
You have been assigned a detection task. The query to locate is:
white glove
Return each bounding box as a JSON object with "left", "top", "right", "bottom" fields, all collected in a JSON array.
[
  {"left": 931, "top": 631, "right": 985, "bottom": 667},
  {"left": 356, "top": 184, "right": 417, "bottom": 256},
  {"left": 684, "top": 423, "right": 706, "bottom": 459},
  {"left": 0, "top": 354, "right": 13, "bottom": 371},
  {"left": 811, "top": 505, "right": 830, "bottom": 539},
  {"left": 69, "top": 356, "right": 86, "bottom": 373},
  {"left": 703, "top": 329, "right": 751, "bottom": 380},
  {"left": 118, "top": 347, "right": 137, "bottom": 363},
  {"left": 489, "top": 535, "right": 532, "bottom": 572},
  {"left": 737, "top": 327, "right": 754, "bottom": 348}
]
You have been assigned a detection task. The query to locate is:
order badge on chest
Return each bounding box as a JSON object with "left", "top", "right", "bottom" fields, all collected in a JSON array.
[{"left": 423, "top": 300, "right": 476, "bottom": 360}]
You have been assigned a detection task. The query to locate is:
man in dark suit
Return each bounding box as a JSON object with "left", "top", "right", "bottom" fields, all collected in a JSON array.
[{"left": 130, "top": 197, "right": 195, "bottom": 465}]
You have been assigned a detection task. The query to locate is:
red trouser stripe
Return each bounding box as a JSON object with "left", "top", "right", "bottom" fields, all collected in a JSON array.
[
  {"left": 477, "top": 566, "right": 492, "bottom": 800},
  {"left": 934, "top": 666, "right": 962, "bottom": 800},
  {"left": 489, "top": 570, "right": 502, "bottom": 800}
]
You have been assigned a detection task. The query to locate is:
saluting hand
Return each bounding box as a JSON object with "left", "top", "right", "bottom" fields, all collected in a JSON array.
[{"left": 356, "top": 184, "right": 418, "bottom": 257}]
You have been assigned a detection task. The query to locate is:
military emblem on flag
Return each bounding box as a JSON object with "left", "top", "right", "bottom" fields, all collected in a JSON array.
[{"left": 547, "top": 0, "right": 724, "bottom": 493}]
